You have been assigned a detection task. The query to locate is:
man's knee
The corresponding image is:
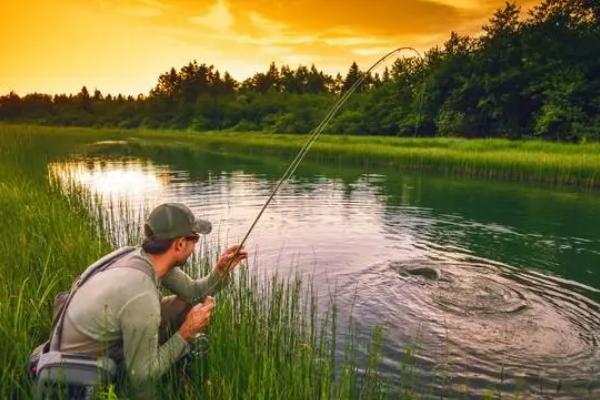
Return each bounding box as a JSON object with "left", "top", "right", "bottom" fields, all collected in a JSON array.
[{"left": 159, "top": 296, "right": 191, "bottom": 343}]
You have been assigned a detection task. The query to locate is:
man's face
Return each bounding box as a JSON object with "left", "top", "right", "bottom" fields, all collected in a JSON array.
[{"left": 172, "top": 234, "right": 199, "bottom": 267}]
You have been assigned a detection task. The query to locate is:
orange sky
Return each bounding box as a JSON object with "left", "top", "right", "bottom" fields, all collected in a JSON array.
[{"left": 0, "top": 0, "right": 537, "bottom": 96}]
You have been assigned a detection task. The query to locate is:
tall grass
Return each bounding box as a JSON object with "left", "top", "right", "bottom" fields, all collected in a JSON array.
[
  {"left": 140, "top": 131, "right": 600, "bottom": 189},
  {"left": 0, "top": 126, "right": 112, "bottom": 398}
]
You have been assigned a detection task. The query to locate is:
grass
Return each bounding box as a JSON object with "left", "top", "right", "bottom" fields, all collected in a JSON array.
[
  {"left": 0, "top": 127, "right": 113, "bottom": 398},
  {"left": 155, "top": 132, "right": 600, "bottom": 189}
]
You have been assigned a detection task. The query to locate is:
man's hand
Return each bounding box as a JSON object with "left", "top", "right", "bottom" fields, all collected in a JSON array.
[
  {"left": 215, "top": 245, "right": 248, "bottom": 276},
  {"left": 178, "top": 296, "right": 215, "bottom": 342}
]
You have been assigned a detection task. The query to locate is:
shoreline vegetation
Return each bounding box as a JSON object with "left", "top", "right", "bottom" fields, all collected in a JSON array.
[{"left": 3, "top": 123, "right": 600, "bottom": 189}]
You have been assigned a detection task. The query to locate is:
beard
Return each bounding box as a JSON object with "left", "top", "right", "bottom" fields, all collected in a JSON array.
[{"left": 173, "top": 253, "right": 190, "bottom": 267}]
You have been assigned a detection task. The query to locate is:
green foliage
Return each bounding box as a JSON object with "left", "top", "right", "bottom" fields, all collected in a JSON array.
[
  {"left": 329, "top": 110, "right": 367, "bottom": 135},
  {"left": 435, "top": 107, "right": 467, "bottom": 136}
]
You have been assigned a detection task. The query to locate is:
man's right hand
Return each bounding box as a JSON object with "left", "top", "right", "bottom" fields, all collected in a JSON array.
[{"left": 178, "top": 296, "right": 215, "bottom": 342}]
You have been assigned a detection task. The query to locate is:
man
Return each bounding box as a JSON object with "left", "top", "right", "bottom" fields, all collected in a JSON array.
[{"left": 58, "top": 203, "right": 247, "bottom": 398}]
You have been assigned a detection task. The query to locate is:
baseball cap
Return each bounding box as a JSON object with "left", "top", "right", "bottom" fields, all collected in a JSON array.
[{"left": 145, "top": 203, "right": 212, "bottom": 240}]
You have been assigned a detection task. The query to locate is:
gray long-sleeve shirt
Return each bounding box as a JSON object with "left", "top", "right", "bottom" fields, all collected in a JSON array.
[{"left": 60, "top": 247, "right": 225, "bottom": 398}]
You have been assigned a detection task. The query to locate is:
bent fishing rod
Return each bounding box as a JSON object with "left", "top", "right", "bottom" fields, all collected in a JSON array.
[{"left": 223, "top": 47, "right": 423, "bottom": 272}]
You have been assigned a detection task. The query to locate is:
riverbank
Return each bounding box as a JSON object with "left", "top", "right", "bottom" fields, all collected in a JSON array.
[
  {"left": 4, "top": 123, "right": 599, "bottom": 189},
  {"left": 0, "top": 126, "right": 113, "bottom": 397}
]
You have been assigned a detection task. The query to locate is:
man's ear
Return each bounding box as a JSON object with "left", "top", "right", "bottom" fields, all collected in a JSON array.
[{"left": 175, "top": 237, "right": 187, "bottom": 252}]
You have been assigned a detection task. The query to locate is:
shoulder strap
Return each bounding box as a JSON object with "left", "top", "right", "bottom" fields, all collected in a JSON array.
[
  {"left": 107, "top": 253, "right": 156, "bottom": 282},
  {"left": 76, "top": 246, "right": 137, "bottom": 288},
  {"left": 49, "top": 246, "right": 136, "bottom": 351}
]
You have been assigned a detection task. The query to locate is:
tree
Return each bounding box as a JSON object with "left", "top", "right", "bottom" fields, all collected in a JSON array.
[
  {"left": 250, "top": 62, "right": 281, "bottom": 93},
  {"left": 78, "top": 86, "right": 90, "bottom": 100},
  {"left": 93, "top": 89, "right": 103, "bottom": 101},
  {"left": 332, "top": 73, "right": 344, "bottom": 94},
  {"left": 78, "top": 86, "right": 91, "bottom": 111},
  {"left": 294, "top": 65, "right": 310, "bottom": 94},
  {"left": 0, "top": 91, "right": 22, "bottom": 119},
  {"left": 151, "top": 67, "right": 180, "bottom": 97},
  {"left": 306, "top": 65, "right": 330, "bottom": 94},
  {"left": 382, "top": 67, "right": 391, "bottom": 83},
  {"left": 342, "top": 62, "right": 362, "bottom": 93},
  {"left": 482, "top": 2, "right": 521, "bottom": 39},
  {"left": 221, "top": 72, "right": 238, "bottom": 94},
  {"left": 2, "top": 0, "right": 600, "bottom": 140}
]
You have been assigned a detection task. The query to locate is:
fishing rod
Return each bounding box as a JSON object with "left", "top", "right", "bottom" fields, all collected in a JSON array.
[{"left": 223, "top": 47, "right": 423, "bottom": 272}]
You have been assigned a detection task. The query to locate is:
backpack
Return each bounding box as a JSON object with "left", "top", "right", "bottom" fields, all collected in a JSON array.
[{"left": 28, "top": 246, "right": 154, "bottom": 399}]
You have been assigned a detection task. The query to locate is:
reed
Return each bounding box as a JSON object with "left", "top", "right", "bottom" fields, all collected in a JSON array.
[
  {"left": 0, "top": 126, "right": 112, "bottom": 398},
  {"left": 153, "top": 132, "right": 600, "bottom": 189}
]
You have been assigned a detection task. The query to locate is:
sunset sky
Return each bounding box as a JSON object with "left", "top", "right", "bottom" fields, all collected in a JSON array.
[{"left": 1, "top": 0, "right": 537, "bottom": 96}]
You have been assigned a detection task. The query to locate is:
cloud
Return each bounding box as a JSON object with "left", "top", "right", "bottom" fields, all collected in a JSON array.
[
  {"left": 145, "top": 0, "right": 469, "bottom": 76},
  {"left": 189, "top": 0, "right": 234, "bottom": 32},
  {"left": 225, "top": 0, "right": 474, "bottom": 37},
  {"left": 152, "top": 0, "right": 529, "bottom": 71},
  {"left": 110, "top": 0, "right": 169, "bottom": 17},
  {"left": 248, "top": 11, "right": 287, "bottom": 34}
]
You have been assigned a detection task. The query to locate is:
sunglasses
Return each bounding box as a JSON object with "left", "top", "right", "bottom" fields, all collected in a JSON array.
[{"left": 185, "top": 233, "right": 200, "bottom": 243}]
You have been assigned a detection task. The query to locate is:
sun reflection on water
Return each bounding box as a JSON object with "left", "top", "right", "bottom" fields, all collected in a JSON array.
[
  {"left": 49, "top": 159, "right": 169, "bottom": 203},
  {"left": 48, "top": 159, "right": 176, "bottom": 245}
]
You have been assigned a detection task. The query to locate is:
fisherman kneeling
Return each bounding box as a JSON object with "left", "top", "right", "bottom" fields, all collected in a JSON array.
[{"left": 31, "top": 203, "right": 247, "bottom": 399}]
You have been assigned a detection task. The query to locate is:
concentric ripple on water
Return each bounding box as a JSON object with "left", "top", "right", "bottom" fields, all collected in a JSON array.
[{"left": 389, "top": 253, "right": 600, "bottom": 398}]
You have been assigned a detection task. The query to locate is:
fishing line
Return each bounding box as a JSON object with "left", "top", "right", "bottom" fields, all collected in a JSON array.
[{"left": 224, "top": 47, "right": 424, "bottom": 271}]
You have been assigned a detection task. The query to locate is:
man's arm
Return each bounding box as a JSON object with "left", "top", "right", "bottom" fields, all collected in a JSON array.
[
  {"left": 162, "top": 267, "right": 226, "bottom": 305},
  {"left": 162, "top": 245, "right": 248, "bottom": 305},
  {"left": 119, "top": 292, "right": 189, "bottom": 398}
]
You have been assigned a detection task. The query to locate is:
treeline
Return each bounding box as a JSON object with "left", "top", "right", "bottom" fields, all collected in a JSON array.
[{"left": 1, "top": 0, "right": 599, "bottom": 141}]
